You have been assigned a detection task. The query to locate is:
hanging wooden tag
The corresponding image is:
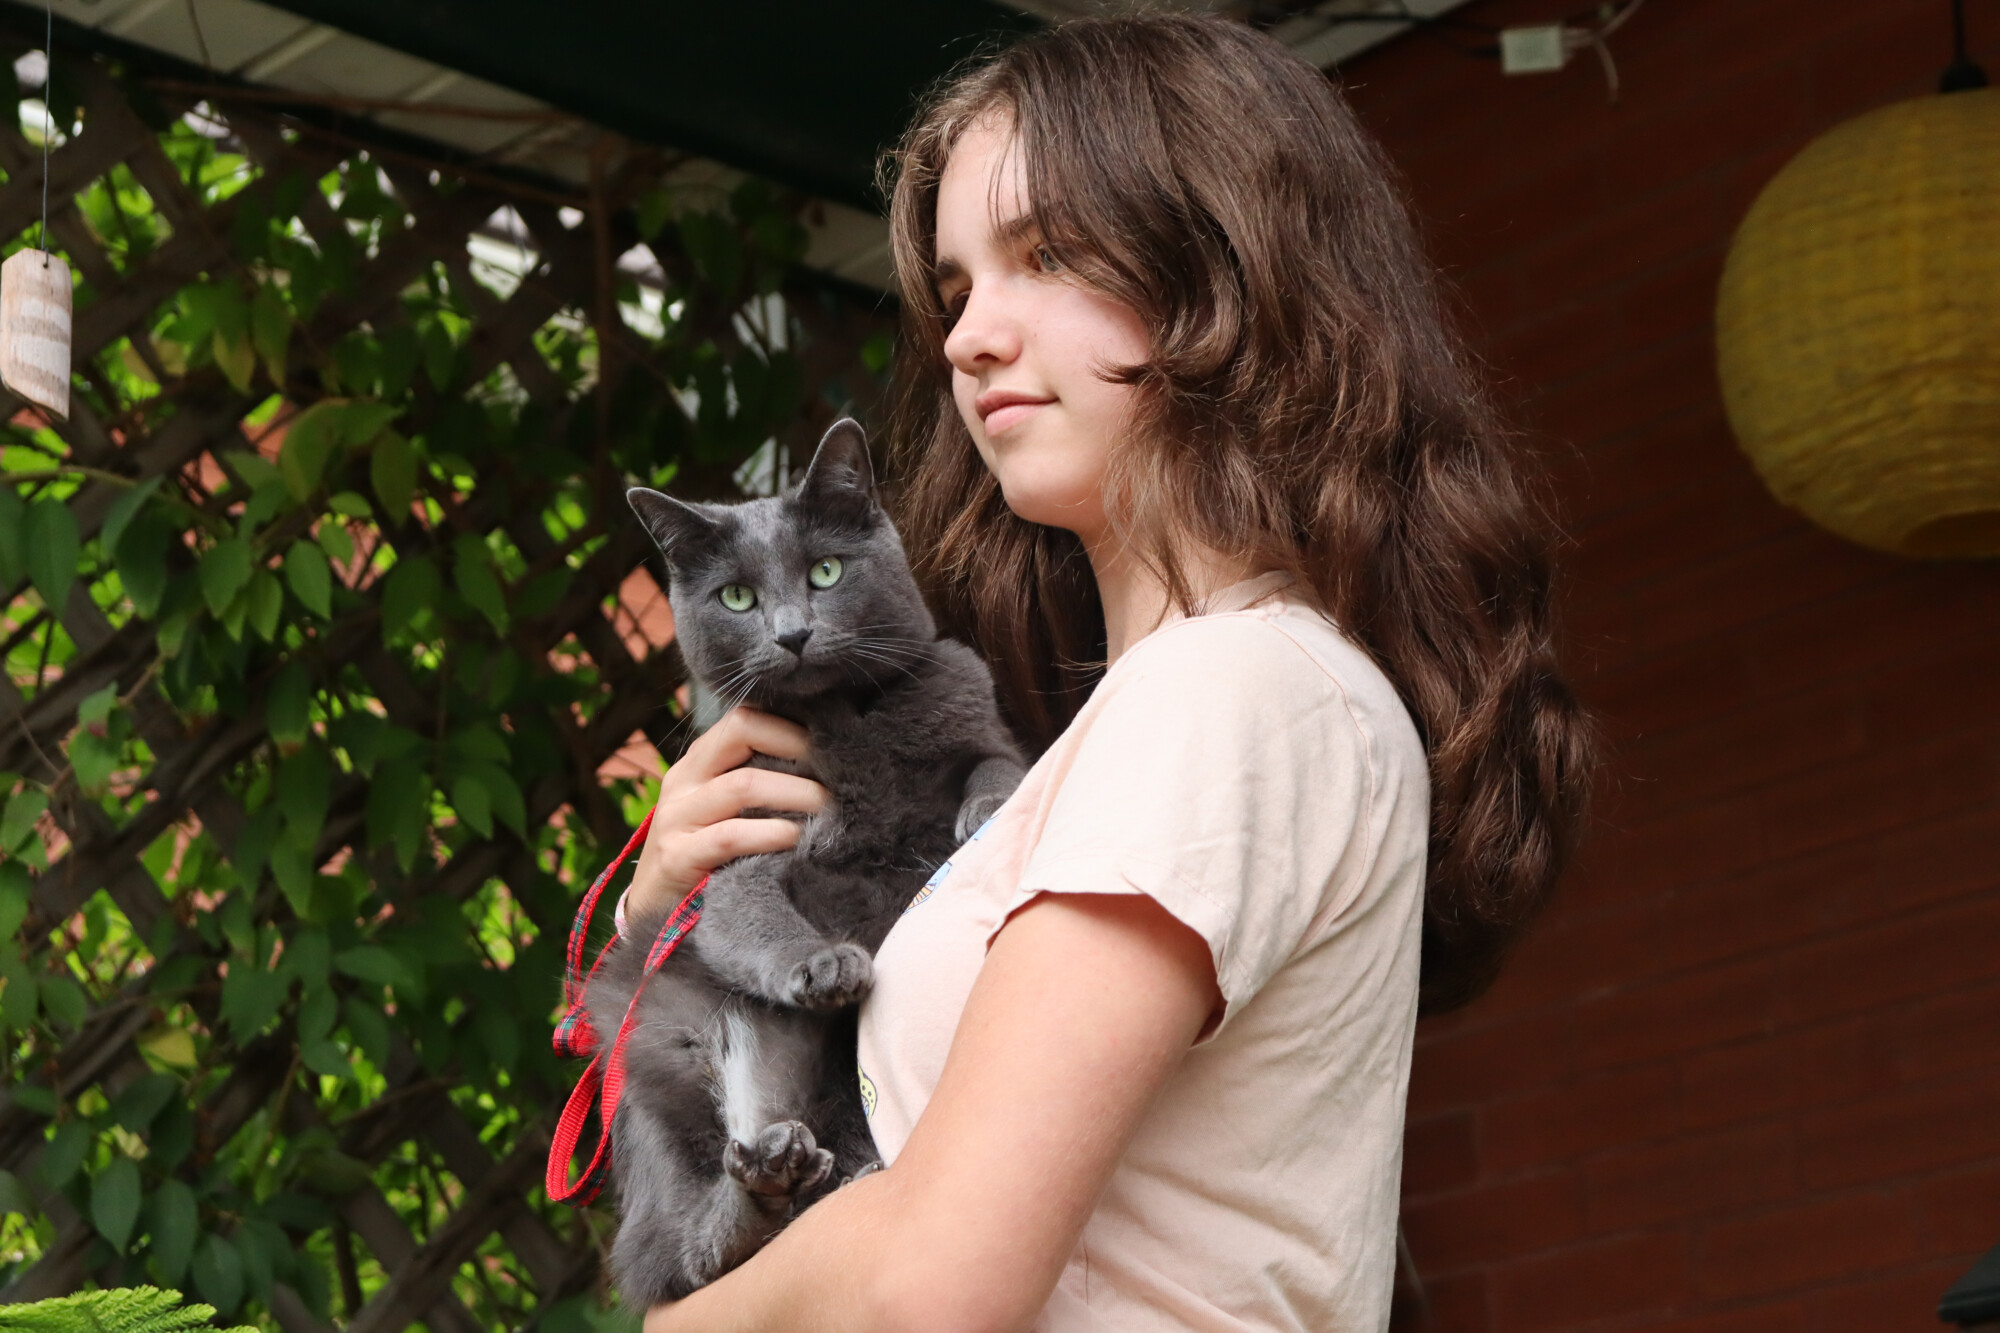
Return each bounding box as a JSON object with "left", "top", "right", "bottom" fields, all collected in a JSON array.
[{"left": 0, "top": 249, "right": 72, "bottom": 421}]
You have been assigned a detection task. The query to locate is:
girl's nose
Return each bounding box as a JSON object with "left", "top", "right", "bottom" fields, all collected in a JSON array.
[{"left": 944, "top": 285, "right": 1022, "bottom": 372}]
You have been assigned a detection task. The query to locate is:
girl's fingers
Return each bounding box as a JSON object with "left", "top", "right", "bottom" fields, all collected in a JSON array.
[
  {"left": 626, "top": 818, "right": 802, "bottom": 918},
  {"left": 668, "top": 707, "right": 813, "bottom": 788},
  {"left": 668, "top": 768, "right": 829, "bottom": 828},
  {"left": 690, "top": 816, "right": 806, "bottom": 866}
]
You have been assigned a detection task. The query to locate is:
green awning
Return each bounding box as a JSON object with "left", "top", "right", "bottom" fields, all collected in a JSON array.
[{"left": 256, "top": 0, "right": 1039, "bottom": 210}]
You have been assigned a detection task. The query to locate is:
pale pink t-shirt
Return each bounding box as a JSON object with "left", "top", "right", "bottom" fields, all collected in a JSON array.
[{"left": 856, "top": 574, "right": 1429, "bottom": 1333}]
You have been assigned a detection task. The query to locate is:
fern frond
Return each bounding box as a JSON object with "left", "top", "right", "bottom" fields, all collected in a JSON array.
[{"left": 0, "top": 1286, "right": 254, "bottom": 1333}]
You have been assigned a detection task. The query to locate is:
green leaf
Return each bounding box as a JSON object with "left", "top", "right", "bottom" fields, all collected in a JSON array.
[
  {"left": 236, "top": 1217, "right": 286, "bottom": 1302},
  {"left": 370, "top": 429, "right": 418, "bottom": 519},
  {"left": 514, "top": 567, "right": 572, "bottom": 621},
  {"left": 35, "top": 1119, "right": 92, "bottom": 1190},
  {"left": 266, "top": 661, "right": 311, "bottom": 744},
  {"left": 23, "top": 500, "right": 79, "bottom": 612},
  {"left": 200, "top": 538, "right": 254, "bottom": 617},
  {"left": 89, "top": 1155, "right": 141, "bottom": 1251},
  {"left": 0, "top": 484, "right": 24, "bottom": 584},
  {"left": 450, "top": 771, "right": 493, "bottom": 838},
  {"left": 219, "top": 965, "right": 287, "bottom": 1040},
  {"left": 108, "top": 1072, "right": 178, "bottom": 1132},
  {"left": 377, "top": 322, "right": 420, "bottom": 399},
  {"left": 39, "top": 975, "right": 86, "bottom": 1027},
  {"left": 69, "top": 730, "right": 121, "bottom": 795},
  {"left": 635, "top": 187, "right": 671, "bottom": 241},
  {"left": 380, "top": 554, "right": 438, "bottom": 643},
  {"left": 342, "top": 995, "right": 391, "bottom": 1068},
  {"left": 317, "top": 518, "right": 355, "bottom": 565},
  {"left": 462, "top": 761, "right": 525, "bottom": 836},
  {"left": 231, "top": 803, "right": 281, "bottom": 889},
  {"left": 98, "top": 476, "right": 163, "bottom": 556},
  {"left": 139, "top": 1024, "right": 197, "bottom": 1070},
  {"left": 452, "top": 533, "right": 508, "bottom": 633},
  {"left": 286, "top": 927, "right": 332, "bottom": 985},
  {"left": 277, "top": 744, "right": 331, "bottom": 841},
  {"left": 300, "top": 1036, "right": 349, "bottom": 1080},
  {"left": 449, "top": 724, "right": 511, "bottom": 764},
  {"left": 1, "top": 788, "right": 49, "bottom": 854},
  {"left": 297, "top": 980, "right": 337, "bottom": 1042},
  {"left": 278, "top": 400, "right": 343, "bottom": 501},
  {"left": 269, "top": 826, "right": 315, "bottom": 918},
  {"left": 212, "top": 328, "right": 256, "bottom": 393},
  {"left": 114, "top": 508, "right": 173, "bottom": 617},
  {"left": 0, "top": 1168, "right": 30, "bottom": 1217},
  {"left": 8, "top": 1082, "right": 56, "bottom": 1117},
  {"left": 260, "top": 1190, "right": 334, "bottom": 1232},
  {"left": 222, "top": 449, "right": 283, "bottom": 491},
  {"left": 74, "top": 689, "right": 118, "bottom": 735},
  {"left": 338, "top": 400, "right": 402, "bottom": 447},
  {"left": 251, "top": 284, "right": 291, "bottom": 388},
  {"left": 284, "top": 539, "right": 332, "bottom": 618},
  {"left": 0, "top": 958, "right": 37, "bottom": 1032},
  {"left": 0, "top": 862, "right": 30, "bottom": 941},
  {"left": 327, "top": 490, "right": 372, "bottom": 518},
  {"left": 334, "top": 945, "right": 409, "bottom": 991},
  {"left": 422, "top": 319, "right": 457, "bottom": 392},
  {"left": 247, "top": 568, "right": 284, "bottom": 641},
  {"left": 193, "top": 1232, "right": 246, "bottom": 1314},
  {"left": 150, "top": 1178, "right": 199, "bottom": 1284},
  {"left": 240, "top": 479, "right": 291, "bottom": 530}
]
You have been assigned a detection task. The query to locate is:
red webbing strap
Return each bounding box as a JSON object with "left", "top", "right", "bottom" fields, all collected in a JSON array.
[{"left": 546, "top": 806, "right": 706, "bottom": 1205}]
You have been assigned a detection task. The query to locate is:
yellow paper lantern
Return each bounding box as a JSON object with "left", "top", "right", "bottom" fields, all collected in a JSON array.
[{"left": 1716, "top": 87, "right": 2000, "bottom": 557}]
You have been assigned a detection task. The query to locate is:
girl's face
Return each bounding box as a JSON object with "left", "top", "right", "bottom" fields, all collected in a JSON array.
[{"left": 933, "top": 117, "right": 1152, "bottom": 549}]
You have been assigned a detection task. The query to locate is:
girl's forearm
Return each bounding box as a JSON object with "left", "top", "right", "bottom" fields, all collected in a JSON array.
[{"left": 642, "top": 1171, "right": 901, "bottom": 1333}]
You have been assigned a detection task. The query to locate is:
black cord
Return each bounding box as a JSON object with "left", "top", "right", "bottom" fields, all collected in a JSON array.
[
  {"left": 39, "top": 0, "right": 50, "bottom": 259},
  {"left": 1941, "top": 0, "right": 1989, "bottom": 91}
]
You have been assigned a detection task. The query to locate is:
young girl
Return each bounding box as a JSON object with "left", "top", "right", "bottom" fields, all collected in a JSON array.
[{"left": 622, "top": 16, "right": 1589, "bottom": 1331}]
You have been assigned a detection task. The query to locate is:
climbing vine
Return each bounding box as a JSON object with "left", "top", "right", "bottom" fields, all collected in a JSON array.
[{"left": 0, "top": 45, "right": 885, "bottom": 1331}]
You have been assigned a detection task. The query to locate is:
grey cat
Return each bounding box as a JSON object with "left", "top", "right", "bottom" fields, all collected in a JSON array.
[{"left": 584, "top": 418, "right": 1025, "bottom": 1305}]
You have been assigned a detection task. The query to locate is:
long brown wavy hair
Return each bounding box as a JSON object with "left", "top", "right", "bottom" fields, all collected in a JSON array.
[{"left": 880, "top": 15, "right": 1593, "bottom": 1012}]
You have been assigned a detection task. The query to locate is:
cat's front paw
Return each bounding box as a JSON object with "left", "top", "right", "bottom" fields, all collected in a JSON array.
[
  {"left": 725, "top": 1120, "right": 834, "bottom": 1200},
  {"left": 954, "top": 794, "right": 1006, "bottom": 844},
  {"left": 782, "top": 943, "right": 873, "bottom": 1009}
]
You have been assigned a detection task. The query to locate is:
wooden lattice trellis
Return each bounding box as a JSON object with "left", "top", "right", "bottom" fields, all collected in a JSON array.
[{"left": 0, "top": 38, "right": 889, "bottom": 1332}]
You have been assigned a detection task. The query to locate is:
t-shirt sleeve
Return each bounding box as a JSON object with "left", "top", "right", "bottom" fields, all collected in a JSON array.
[{"left": 1006, "top": 614, "right": 1380, "bottom": 1030}]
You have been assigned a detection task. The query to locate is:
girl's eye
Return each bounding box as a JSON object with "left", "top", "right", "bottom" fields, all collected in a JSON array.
[
  {"left": 1033, "top": 245, "right": 1061, "bottom": 273},
  {"left": 940, "top": 292, "right": 967, "bottom": 331},
  {"left": 719, "top": 584, "right": 757, "bottom": 612},
  {"left": 808, "top": 557, "right": 844, "bottom": 589}
]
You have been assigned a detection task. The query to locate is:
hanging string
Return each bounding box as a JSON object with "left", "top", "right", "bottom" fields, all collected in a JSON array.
[
  {"left": 1940, "top": 0, "right": 1989, "bottom": 91},
  {"left": 39, "top": 0, "right": 51, "bottom": 263}
]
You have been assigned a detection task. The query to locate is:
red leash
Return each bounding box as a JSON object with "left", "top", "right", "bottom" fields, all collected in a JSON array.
[{"left": 546, "top": 807, "right": 707, "bottom": 1205}]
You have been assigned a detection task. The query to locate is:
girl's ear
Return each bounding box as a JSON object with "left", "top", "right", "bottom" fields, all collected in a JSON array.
[
  {"left": 628, "top": 488, "right": 722, "bottom": 563},
  {"left": 797, "top": 418, "right": 876, "bottom": 504}
]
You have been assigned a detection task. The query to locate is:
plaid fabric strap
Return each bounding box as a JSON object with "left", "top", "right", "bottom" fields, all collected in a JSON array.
[{"left": 546, "top": 806, "right": 707, "bottom": 1205}]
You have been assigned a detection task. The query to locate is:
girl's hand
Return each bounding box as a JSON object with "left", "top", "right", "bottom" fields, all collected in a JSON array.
[{"left": 624, "top": 706, "right": 828, "bottom": 919}]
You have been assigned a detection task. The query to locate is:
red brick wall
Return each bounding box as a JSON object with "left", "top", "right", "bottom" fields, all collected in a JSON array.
[{"left": 1341, "top": 3, "right": 2000, "bottom": 1329}]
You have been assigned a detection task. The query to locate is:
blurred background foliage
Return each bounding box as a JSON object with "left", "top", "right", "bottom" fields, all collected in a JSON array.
[{"left": 0, "top": 38, "right": 887, "bottom": 1332}]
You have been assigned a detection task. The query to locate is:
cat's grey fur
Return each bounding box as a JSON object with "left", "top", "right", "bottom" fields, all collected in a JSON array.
[{"left": 585, "top": 419, "right": 1025, "bottom": 1305}]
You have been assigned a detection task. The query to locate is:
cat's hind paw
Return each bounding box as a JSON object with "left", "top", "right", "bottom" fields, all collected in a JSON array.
[
  {"left": 782, "top": 943, "right": 873, "bottom": 1010},
  {"left": 725, "top": 1120, "right": 834, "bottom": 1200}
]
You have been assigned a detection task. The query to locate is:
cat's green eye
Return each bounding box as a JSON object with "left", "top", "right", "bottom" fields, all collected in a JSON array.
[
  {"left": 719, "top": 584, "right": 757, "bottom": 612},
  {"left": 808, "top": 557, "right": 843, "bottom": 589}
]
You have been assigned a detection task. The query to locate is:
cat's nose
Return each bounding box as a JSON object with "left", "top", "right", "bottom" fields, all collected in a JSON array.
[{"left": 775, "top": 626, "right": 813, "bottom": 655}]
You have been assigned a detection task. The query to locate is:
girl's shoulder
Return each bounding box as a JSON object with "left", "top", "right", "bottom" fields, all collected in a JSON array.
[{"left": 1109, "top": 595, "right": 1424, "bottom": 770}]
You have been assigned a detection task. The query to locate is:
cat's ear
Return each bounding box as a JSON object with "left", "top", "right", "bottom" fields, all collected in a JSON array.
[
  {"left": 796, "top": 418, "right": 875, "bottom": 506},
  {"left": 628, "top": 488, "right": 722, "bottom": 563}
]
